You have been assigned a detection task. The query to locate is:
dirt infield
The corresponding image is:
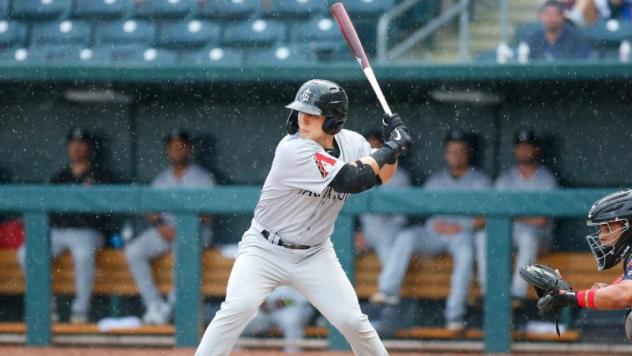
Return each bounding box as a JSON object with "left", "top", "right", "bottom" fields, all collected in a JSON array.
[{"left": 0, "top": 347, "right": 617, "bottom": 356}]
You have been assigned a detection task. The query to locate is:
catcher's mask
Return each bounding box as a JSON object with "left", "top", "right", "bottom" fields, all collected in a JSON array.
[
  {"left": 586, "top": 189, "right": 632, "bottom": 270},
  {"left": 285, "top": 79, "right": 348, "bottom": 135}
]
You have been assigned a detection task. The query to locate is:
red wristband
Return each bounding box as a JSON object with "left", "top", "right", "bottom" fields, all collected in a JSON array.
[
  {"left": 577, "top": 290, "right": 588, "bottom": 308},
  {"left": 587, "top": 289, "right": 597, "bottom": 309}
]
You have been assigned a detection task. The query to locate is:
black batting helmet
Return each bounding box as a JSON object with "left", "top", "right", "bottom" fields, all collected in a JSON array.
[
  {"left": 285, "top": 79, "right": 348, "bottom": 135},
  {"left": 586, "top": 189, "right": 632, "bottom": 270}
]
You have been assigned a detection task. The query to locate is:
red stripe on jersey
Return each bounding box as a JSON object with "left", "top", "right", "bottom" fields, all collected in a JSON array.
[{"left": 314, "top": 152, "right": 337, "bottom": 179}]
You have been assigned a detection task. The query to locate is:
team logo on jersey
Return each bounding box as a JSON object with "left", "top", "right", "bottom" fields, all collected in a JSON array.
[
  {"left": 299, "top": 88, "right": 312, "bottom": 102},
  {"left": 314, "top": 152, "right": 336, "bottom": 178}
]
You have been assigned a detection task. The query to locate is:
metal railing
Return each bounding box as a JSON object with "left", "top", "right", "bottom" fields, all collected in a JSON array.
[
  {"left": 0, "top": 185, "right": 612, "bottom": 353},
  {"left": 378, "top": 0, "right": 471, "bottom": 62}
]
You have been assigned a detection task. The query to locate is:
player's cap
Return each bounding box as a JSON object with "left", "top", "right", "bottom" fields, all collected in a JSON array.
[
  {"left": 66, "top": 127, "right": 93, "bottom": 144},
  {"left": 444, "top": 128, "right": 469, "bottom": 144},
  {"left": 164, "top": 129, "right": 192, "bottom": 145},
  {"left": 514, "top": 129, "right": 538, "bottom": 146}
]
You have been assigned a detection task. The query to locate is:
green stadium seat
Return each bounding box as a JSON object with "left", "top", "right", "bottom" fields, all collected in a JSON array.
[
  {"left": 0, "top": 47, "right": 28, "bottom": 63},
  {"left": 292, "top": 17, "right": 340, "bottom": 43},
  {"left": 11, "top": 0, "right": 71, "bottom": 20},
  {"left": 0, "top": 0, "right": 11, "bottom": 18},
  {"left": 244, "top": 44, "right": 311, "bottom": 64},
  {"left": 178, "top": 46, "right": 243, "bottom": 66},
  {"left": 157, "top": 20, "right": 220, "bottom": 48},
  {"left": 95, "top": 19, "right": 156, "bottom": 45},
  {"left": 198, "top": 0, "right": 260, "bottom": 20},
  {"left": 99, "top": 44, "right": 177, "bottom": 65},
  {"left": 0, "top": 21, "right": 27, "bottom": 48},
  {"left": 136, "top": 0, "right": 196, "bottom": 19},
  {"left": 30, "top": 20, "right": 91, "bottom": 46},
  {"left": 583, "top": 20, "right": 632, "bottom": 58},
  {"left": 262, "top": 0, "right": 326, "bottom": 18},
  {"left": 72, "top": 0, "right": 134, "bottom": 19},
  {"left": 222, "top": 19, "right": 285, "bottom": 48},
  {"left": 341, "top": 0, "right": 395, "bottom": 16},
  {"left": 23, "top": 44, "right": 107, "bottom": 64}
]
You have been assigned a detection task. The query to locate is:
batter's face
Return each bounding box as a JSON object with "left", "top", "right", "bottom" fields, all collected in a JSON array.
[
  {"left": 298, "top": 112, "right": 328, "bottom": 141},
  {"left": 445, "top": 141, "right": 471, "bottom": 170},
  {"left": 166, "top": 138, "right": 192, "bottom": 165},
  {"left": 514, "top": 142, "right": 539, "bottom": 164}
]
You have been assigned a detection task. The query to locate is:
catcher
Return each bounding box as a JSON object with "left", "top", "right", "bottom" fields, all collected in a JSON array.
[{"left": 520, "top": 189, "right": 632, "bottom": 340}]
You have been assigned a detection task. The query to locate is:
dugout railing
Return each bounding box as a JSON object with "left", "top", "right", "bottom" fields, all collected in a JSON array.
[{"left": 0, "top": 186, "right": 613, "bottom": 353}]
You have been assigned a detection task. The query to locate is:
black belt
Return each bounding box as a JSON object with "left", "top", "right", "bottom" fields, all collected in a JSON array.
[{"left": 261, "top": 230, "right": 311, "bottom": 250}]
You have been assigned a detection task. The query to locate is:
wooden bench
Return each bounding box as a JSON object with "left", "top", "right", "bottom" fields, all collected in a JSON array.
[{"left": 0, "top": 248, "right": 621, "bottom": 342}]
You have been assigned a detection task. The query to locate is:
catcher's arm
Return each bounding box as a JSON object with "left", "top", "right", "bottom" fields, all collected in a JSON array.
[{"left": 578, "top": 280, "right": 632, "bottom": 309}]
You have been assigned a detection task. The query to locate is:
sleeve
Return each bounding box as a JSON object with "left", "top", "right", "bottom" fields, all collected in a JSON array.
[
  {"left": 494, "top": 172, "right": 509, "bottom": 190},
  {"left": 276, "top": 139, "right": 346, "bottom": 194}
]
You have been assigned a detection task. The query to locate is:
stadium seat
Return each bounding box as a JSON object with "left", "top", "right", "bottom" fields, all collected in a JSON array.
[
  {"left": 136, "top": 0, "right": 196, "bottom": 19},
  {"left": 583, "top": 20, "right": 632, "bottom": 58},
  {"left": 292, "top": 17, "right": 340, "bottom": 43},
  {"left": 244, "top": 44, "right": 311, "bottom": 64},
  {"left": 197, "top": 0, "right": 260, "bottom": 20},
  {"left": 157, "top": 20, "right": 220, "bottom": 48},
  {"left": 222, "top": 19, "right": 285, "bottom": 48},
  {"left": 0, "top": 21, "right": 27, "bottom": 48},
  {"left": 72, "top": 0, "right": 135, "bottom": 19},
  {"left": 178, "top": 46, "right": 243, "bottom": 66},
  {"left": 30, "top": 20, "right": 91, "bottom": 46},
  {"left": 262, "top": 0, "right": 326, "bottom": 19},
  {"left": 97, "top": 44, "right": 177, "bottom": 65},
  {"left": 0, "top": 0, "right": 11, "bottom": 19},
  {"left": 25, "top": 44, "right": 107, "bottom": 64},
  {"left": 0, "top": 47, "right": 28, "bottom": 63},
  {"left": 11, "top": 0, "right": 71, "bottom": 20},
  {"left": 341, "top": 0, "right": 395, "bottom": 16},
  {"left": 95, "top": 19, "right": 156, "bottom": 45}
]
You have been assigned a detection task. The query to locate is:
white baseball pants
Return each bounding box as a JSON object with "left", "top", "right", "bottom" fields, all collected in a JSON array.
[{"left": 195, "top": 226, "right": 388, "bottom": 356}]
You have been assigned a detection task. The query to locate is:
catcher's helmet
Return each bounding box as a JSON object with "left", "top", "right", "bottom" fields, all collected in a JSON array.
[
  {"left": 586, "top": 189, "right": 632, "bottom": 270},
  {"left": 285, "top": 79, "right": 348, "bottom": 135}
]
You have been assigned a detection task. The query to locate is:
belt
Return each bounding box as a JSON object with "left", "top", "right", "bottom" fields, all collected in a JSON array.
[{"left": 261, "top": 230, "right": 311, "bottom": 250}]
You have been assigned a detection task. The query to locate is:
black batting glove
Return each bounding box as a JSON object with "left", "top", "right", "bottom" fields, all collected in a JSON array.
[
  {"left": 384, "top": 127, "right": 412, "bottom": 156},
  {"left": 382, "top": 113, "right": 407, "bottom": 142},
  {"left": 536, "top": 290, "right": 577, "bottom": 314}
]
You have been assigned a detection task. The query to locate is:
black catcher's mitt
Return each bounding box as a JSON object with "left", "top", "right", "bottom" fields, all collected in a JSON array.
[{"left": 519, "top": 264, "right": 573, "bottom": 336}]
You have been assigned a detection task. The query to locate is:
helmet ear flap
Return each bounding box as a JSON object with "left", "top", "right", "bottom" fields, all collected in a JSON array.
[
  {"left": 322, "top": 114, "right": 343, "bottom": 135},
  {"left": 286, "top": 110, "right": 299, "bottom": 134}
]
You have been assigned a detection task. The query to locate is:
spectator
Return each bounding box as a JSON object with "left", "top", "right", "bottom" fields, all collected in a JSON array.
[
  {"left": 125, "top": 129, "right": 215, "bottom": 325},
  {"left": 243, "top": 286, "right": 315, "bottom": 353},
  {"left": 527, "top": 1, "right": 590, "bottom": 61},
  {"left": 355, "top": 131, "right": 411, "bottom": 265},
  {"left": 556, "top": 0, "right": 600, "bottom": 26},
  {"left": 17, "top": 127, "right": 113, "bottom": 324},
  {"left": 370, "top": 129, "right": 491, "bottom": 332},
  {"left": 593, "top": 0, "right": 632, "bottom": 21},
  {"left": 475, "top": 130, "right": 558, "bottom": 306}
]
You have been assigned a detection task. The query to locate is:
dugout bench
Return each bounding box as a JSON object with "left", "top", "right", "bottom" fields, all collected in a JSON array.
[{"left": 0, "top": 248, "right": 619, "bottom": 343}]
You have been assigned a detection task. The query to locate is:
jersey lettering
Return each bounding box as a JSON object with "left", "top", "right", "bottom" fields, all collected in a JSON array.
[
  {"left": 314, "top": 152, "right": 337, "bottom": 179},
  {"left": 298, "top": 187, "right": 349, "bottom": 201}
]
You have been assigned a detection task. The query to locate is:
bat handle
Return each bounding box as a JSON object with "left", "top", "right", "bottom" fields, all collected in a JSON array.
[{"left": 362, "top": 67, "right": 392, "bottom": 116}]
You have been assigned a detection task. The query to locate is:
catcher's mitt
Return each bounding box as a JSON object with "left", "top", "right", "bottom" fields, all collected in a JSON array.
[{"left": 519, "top": 264, "right": 573, "bottom": 336}]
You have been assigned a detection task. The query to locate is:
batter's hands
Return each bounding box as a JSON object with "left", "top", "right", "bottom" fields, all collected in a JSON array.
[
  {"left": 384, "top": 126, "right": 412, "bottom": 155},
  {"left": 382, "top": 113, "right": 407, "bottom": 142}
]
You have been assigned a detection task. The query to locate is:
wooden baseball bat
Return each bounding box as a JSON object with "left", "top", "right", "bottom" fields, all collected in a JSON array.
[{"left": 330, "top": 2, "right": 392, "bottom": 116}]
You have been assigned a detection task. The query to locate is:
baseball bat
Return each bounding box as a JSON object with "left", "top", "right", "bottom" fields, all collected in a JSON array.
[{"left": 330, "top": 2, "right": 392, "bottom": 116}]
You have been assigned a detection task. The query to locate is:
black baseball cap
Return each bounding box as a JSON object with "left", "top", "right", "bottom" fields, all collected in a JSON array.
[
  {"left": 514, "top": 129, "right": 538, "bottom": 146},
  {"left": 66, "top": 127, "right": 93, "bottom": 144},
  {"left": 164, "top": 129, "right": 192, "bottom": 145},
  {"left": 445, "top": 128, "right": 469, "bottom": 144}
]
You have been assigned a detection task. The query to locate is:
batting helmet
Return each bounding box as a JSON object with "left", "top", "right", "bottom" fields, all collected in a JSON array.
[
  {"left": 285, "top": 79, "right": 348, "bottom": 135},
  {"left": 586, "top": 189, "right": 632, "bottom": 270}
]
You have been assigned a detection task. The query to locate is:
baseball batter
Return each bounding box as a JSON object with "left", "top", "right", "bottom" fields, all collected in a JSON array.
[{"left": 195, "top": 79, "right": 411, "bottom": 355}]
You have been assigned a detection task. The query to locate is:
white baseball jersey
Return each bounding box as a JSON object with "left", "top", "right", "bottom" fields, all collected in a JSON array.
[
  {"left": 152, "top": 163, "right": 215, "bottom": 226},
  {"left": 253, "top": 129, "right": 371, "bottom": 246}
]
